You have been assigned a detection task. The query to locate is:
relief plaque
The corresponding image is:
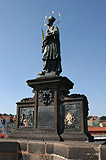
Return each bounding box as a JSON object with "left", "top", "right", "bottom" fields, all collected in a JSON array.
[
  {"left": 64, "top": 103, "right": 80, "bottom": 129},
  {"left": 37, "top": 106, "right": 54, "bottom": 128},
  {"left": 39, "top": 89, "right": 53, "bottom": 106},
  {"left": 19, "top": 107, "right": 34, "bottom": 128},
  {"left": 60, "top": 103, "right": 81, "bottom": 130}
]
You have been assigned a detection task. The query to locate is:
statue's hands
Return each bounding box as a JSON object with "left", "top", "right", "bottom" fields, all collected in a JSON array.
[
  {"left": 42, "top": 40, "right": 47, "bottom": 48},
  {"left": 42, "top": 47, "right": 44, "bottom": 53},
  {"left": 42, "top": 41, "right": 45, "bottom": 53},
  {"left": 48, "top": 32, "right": 54, "bottom": 38}
]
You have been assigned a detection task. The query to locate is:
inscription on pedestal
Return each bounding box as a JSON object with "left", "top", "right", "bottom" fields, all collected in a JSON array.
[{"left": 37, "top": 106, "right": 54, "bottom": 128}]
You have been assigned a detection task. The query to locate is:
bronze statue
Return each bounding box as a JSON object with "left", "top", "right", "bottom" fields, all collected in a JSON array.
[{"left": 39, "top": 14, "right": 62, "bottom": 76}]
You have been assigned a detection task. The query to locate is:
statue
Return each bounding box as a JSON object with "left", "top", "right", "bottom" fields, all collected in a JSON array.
[{"left": 39, "top": 14, "right": 62, "bottom": 76}]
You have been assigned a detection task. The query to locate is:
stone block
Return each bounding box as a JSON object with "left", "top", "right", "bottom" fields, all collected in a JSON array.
[
  {"left": 52, "top": 154, "right": 69, "bottom": 160},
  {"left": 30, "top": 155, "right": 52, "bottom": 160},
  {"left": 28, "top": 141, "right": 45, "bottom": 154},
  {"left": 46, "top": 142, "right": 54, "bottom": 154},
  {"left": 101, "top": 145, "right": 106, "bottom": 160},
  {"left": 18, "top": 154, "right": 52, "bottom": 160},
  {"left": 0, "top": 142, "right": 18, "bottom": 153},
  {"left": 53, "top": 143, "right": 99, "bottom": 160},
  {"left": 68, "top": 146, "right": 98, "bottom": 160},
  {"left": 54, "top": 143, "right": 68, "bottom": 158},
  {"left": 0, "top": 154, "right": 17, "bottom": 160},
  {"left": 18, "top": 154, "right": 30, "bottom": 160},
  {"left": 19, "top": 141, "right": 27, "bottom": 151}
]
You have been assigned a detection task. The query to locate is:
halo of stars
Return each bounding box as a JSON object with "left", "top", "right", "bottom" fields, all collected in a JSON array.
[{"left": 44, "top": 11, "right": 61, "bottom": 27}]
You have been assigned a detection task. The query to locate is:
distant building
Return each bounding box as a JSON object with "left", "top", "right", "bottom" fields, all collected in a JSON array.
[
  {"left": 88, "top": 116, "right": 99, "bottom": 127},
  {"left": 99, "top": 122, "right": 106, "bottom": 127},
  {"left": 0, "top": 118, "right": 3, "bottom": 128},
  {"left": 0, "top": 116, "right": 10, "bottom": 127},
  {"left": 88, "top": 125, "right": 106, "bottom": 140},
  {"left": 0, "top": 115, "right": 16, "bottom": 135},
  {"left": 0, "top": 133, "right": 7, "bottom": 138}
]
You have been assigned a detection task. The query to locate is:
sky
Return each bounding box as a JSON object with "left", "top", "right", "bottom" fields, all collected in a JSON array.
[{"left": 0, "top": 0, "right": 106, "bottom": 116}]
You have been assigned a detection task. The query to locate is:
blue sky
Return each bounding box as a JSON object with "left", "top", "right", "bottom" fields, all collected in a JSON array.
[{"left": 0, "top": 0, "right": 106, "bottom": 116}]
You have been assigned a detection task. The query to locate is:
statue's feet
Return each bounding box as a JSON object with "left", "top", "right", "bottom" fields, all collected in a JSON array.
[
  {"left": 37, "top": 70, "right": 46, "bottom": 76},
  {"left": 38, "top": 70, "right": 58, "bottom": 77},
  {"left": 37, "top": 72, "right": 44, "bottom": 76}
]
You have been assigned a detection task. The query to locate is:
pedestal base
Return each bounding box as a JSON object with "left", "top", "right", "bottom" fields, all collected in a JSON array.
[
  {"left": 9, "top": 129, "right": 61, "bottom": 141},
  {"left": 11, "top": 76, "right": 93, "bottom": 142},
  {"left": 61, "top": 132, "right": 93, "bottom": 141}
]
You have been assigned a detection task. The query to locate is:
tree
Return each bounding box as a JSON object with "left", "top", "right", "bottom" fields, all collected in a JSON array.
[
  {"left": 2, "top": 113, "right": 8, "bottom": 116},
  {"left": 99, "top": 116, "right": 106, "bottom": 120},
  {"left": 87, "top": 116, "right": 92, "bottom": 120}
]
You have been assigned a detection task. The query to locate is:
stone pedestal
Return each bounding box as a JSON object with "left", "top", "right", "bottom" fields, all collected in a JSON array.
[
  {"left": 27, "top": 76, "right": 74, "bottom": 141},
  {"left": 10, "top": 76, "right": 93, "bottom": 141},
  {"left": 60, "top": 95, "right": 92, "bottom": 141}
]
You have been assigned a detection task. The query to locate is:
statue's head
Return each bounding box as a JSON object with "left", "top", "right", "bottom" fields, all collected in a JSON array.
[{"left": 47, "top": 15, "right": 56, "bottom": 26}]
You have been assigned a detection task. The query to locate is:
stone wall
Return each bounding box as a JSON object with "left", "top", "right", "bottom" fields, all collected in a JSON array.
[{"left": 0, "top": 139, "right": 106, "bottom": 160}]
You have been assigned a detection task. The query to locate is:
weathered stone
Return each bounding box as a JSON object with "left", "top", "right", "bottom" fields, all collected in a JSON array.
[
  {"left": 19, "top": 154, "right": 52, "bottom": 160},
  {"left": 51, "top": 154, "right": 69, "bottom": 160},
  {"left": 46, "top": 142, "right": 54, "bottom": 154},
  {"left": 29, "top": 155, "right": 52, "bottom": 160},
  {"left": 18, "top": 154, "right": 30, "bottom": 160},
  {"left": 100, "top": 145, "right": 106, "bottom": 160},
  {"left": 68, "top": 146, "right": 98, "bottom": 160},
  {"left": 28, "top": 141, "right": 45, "bottom": 154},
  {"left": 54, "top": 143, "right": 68, "bottom": 158},
  {"left": 0, "top": 154, "right": 17, "bottom": 160},
  {"left": 0, "top": 140, "right": 106, "bottom": 160},
  {"left": 19, "top": 141, "right": 27, "bottom": 151},
  {"left": 0, "top": 142, "right": 18, "bottom": 153}
]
